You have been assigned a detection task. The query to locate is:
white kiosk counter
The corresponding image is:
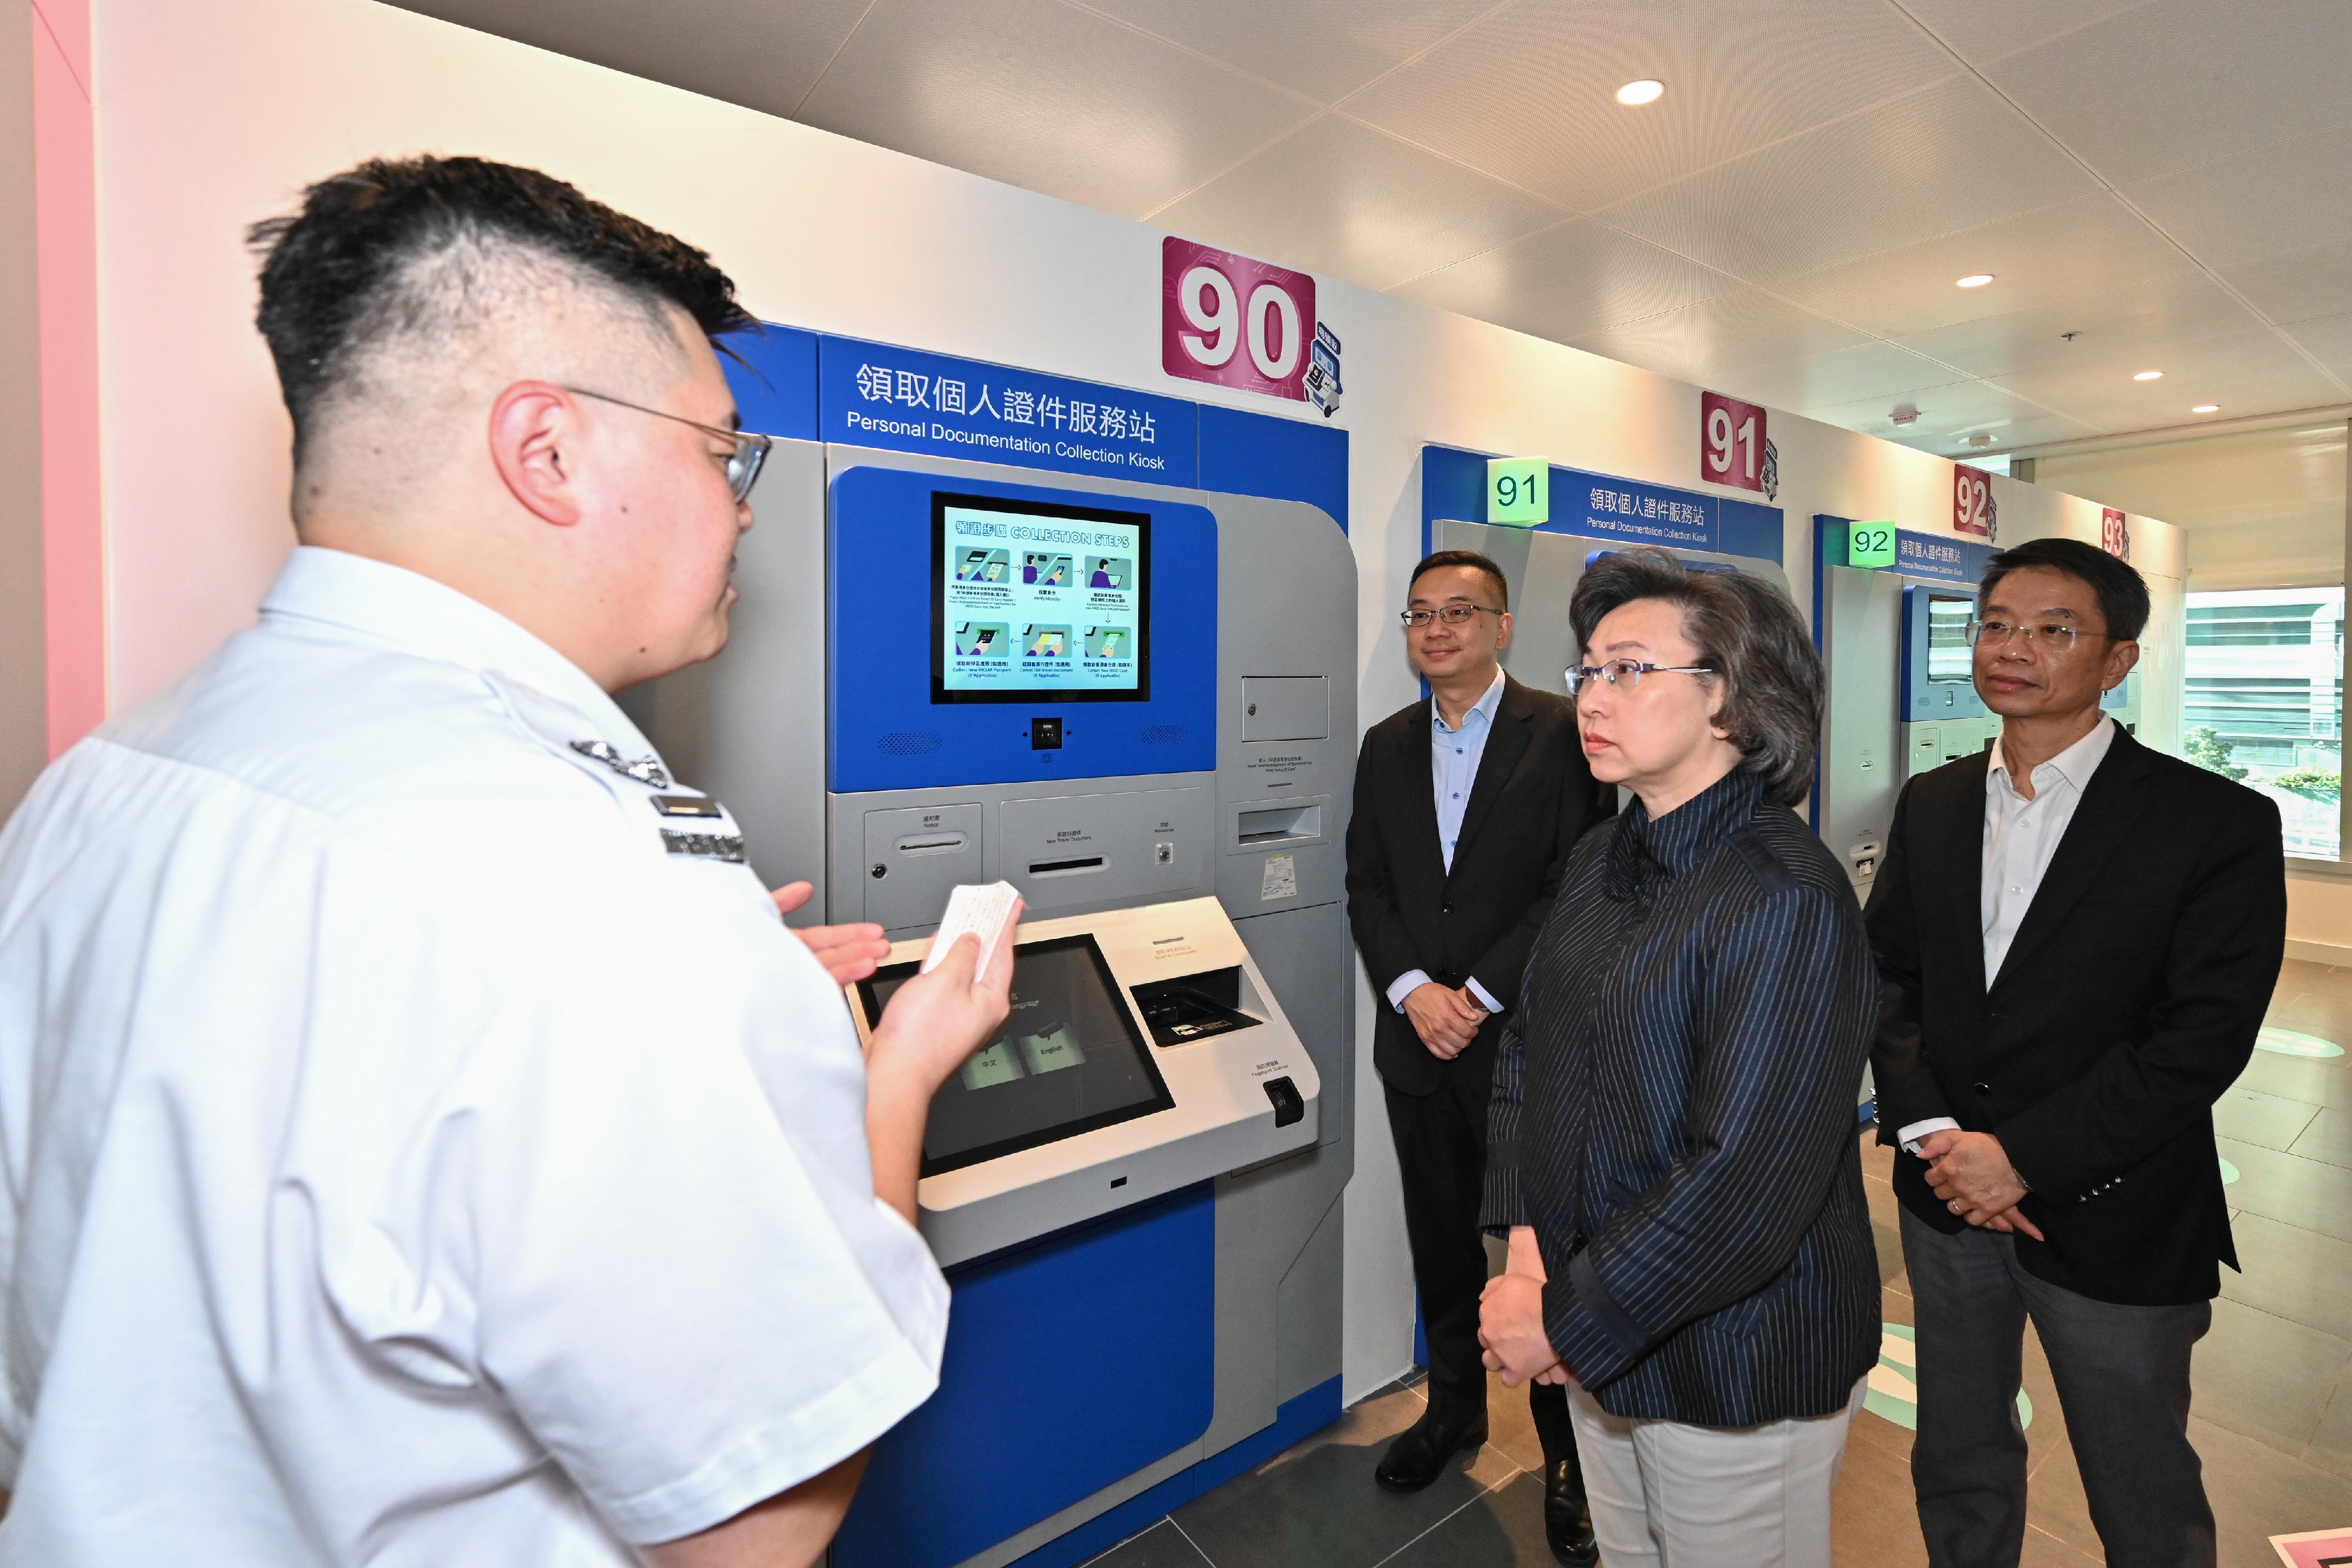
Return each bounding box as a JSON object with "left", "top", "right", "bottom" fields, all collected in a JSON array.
[{"left": 851, "top": 895, "right": 1321, "bottom": 1269}]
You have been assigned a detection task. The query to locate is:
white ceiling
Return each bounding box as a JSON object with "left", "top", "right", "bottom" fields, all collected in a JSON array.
[{"left": 390, "top": 0, "right": 2352, "bottom": 457}]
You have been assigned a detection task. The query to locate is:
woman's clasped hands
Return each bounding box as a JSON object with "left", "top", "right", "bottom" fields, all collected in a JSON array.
[{"left": 1477, "top": 1225, "right": 1572, "bottom": 1389}]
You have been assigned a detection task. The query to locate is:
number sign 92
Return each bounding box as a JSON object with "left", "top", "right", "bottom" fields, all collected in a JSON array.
[
  {"left": 1847, "top": 521, "right": 1897, "bottom": 569},
  {"left": 1699, "top": 390, "right": 1766, "bottom": 493},
  {"left": 1953, "top": 465, "right": 1994, "bottom": 539},
  {"left": 1162, "top": 236, "right": 1315, "bottom": 403}
]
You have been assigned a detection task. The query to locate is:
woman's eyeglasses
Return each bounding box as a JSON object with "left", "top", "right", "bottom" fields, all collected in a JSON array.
[{"left": 1565, "top": 659, "right": 1716, "bottom": 695}]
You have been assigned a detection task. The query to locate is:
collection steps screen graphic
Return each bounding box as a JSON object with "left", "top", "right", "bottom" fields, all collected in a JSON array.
[{"left": 934, "top": 491, "right": 1151, "bottom": 704}]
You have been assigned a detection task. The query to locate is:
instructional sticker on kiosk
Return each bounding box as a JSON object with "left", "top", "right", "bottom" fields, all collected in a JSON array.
[{"left": 1261, "top": 854, "right": 1298, "bottom": 902}]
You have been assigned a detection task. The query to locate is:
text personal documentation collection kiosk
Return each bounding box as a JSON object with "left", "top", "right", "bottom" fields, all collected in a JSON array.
[{"left": 623, "top": 326, "right": 1356, "bottom": 1568}]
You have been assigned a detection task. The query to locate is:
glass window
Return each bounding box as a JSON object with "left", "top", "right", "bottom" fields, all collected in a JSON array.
[{"left": 2181, "top": 587, "right": 2343, "bottom": 858}]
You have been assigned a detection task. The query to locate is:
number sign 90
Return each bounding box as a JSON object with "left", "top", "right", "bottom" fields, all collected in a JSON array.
[{"left": 1162, "top": 236, "right": 1316, "bottom": 403}]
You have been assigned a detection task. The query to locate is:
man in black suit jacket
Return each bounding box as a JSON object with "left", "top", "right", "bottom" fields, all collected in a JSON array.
[
  {"left": 1347, "top": 550, "right": 1612, "bottom": 1563},
  {"left": 1866, "top": 539, "right": 2285, "bottom": 1568}
]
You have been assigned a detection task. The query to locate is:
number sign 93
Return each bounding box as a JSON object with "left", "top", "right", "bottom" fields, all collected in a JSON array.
[
  {"left": 1162, "top": 236, "right": 1316, "bottom": 403},
  {"left": 1699, "top": 390, "right": 1766, "bottom": 493}
]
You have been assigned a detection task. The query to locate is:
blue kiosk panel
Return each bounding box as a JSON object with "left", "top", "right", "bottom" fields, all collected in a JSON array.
[
  {"left": 829, "top": 467, "right": 1218, "bottom": 794},
  {"left": 831, "top": 1183, "right": 1217, "bottom": 1568}
]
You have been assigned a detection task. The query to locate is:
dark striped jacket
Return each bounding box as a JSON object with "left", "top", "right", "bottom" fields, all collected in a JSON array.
[{"left": 1482, "top": 767, "right": 1879, "bottom": 1425}]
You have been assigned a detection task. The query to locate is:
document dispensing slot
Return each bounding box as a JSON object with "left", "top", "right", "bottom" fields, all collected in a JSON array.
[
  {"left": 1130, "top": 965, "right": 1260, "bottom": 1047},
  {"left": 1029, "top": 855, "right": 1107, "bottom": 877},
  {"left": 1236, "top": 804, "right": 1321, "bottom": 846}
]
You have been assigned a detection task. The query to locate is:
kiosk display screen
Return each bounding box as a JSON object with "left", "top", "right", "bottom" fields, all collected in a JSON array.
[
  {"left": 1925, "top": 594, "right": 1974, "bottom": 684},
  {"left": 858, "top": 935, "right": 1175, "bottom": 1177},
  {"left": 934, "top": 492, "right": 1150, "bottom": 703}
]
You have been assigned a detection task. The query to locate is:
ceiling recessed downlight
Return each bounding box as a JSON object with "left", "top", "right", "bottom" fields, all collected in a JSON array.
[
  {"left": 2192, "top": 404, "right": 2220, "bottom": 413},
  {"left": 1616, "top": 79, "right": 1665, "bottom": 106},
  {"left": 1956, "top": 273, "right": 1994, "bottom": 288},
  {"left": 2133, "top": 369, "right": 2164, "bottom": 381}
]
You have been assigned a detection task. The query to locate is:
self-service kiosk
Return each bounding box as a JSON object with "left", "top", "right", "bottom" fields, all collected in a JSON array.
[
  {"left": 1814, "top": 517, "right": 2139, "bottom": 902},
  {"left": 623, "top": 326, "right": 1355, "bottom": 1568},
  {"left": 1419, "top": 446, "right": 1791, "bottom": 706},
  {"left": 1418, "top": 452, "right": 1882, "bottom": 1124}
]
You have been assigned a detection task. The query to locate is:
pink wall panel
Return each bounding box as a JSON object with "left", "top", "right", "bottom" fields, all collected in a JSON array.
[{"left": 32, "top": 0, "right": 102, "bottom": 754}]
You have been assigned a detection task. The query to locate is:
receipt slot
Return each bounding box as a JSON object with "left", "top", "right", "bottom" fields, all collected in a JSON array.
[{"left": 850, "top": 898, "right": 1321, "bottom": 1269}]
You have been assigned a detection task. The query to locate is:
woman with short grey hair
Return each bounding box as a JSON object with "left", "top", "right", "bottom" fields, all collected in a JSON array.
[{"left": 1476, "top": 547, "right": 1878, "bottom": 1568}]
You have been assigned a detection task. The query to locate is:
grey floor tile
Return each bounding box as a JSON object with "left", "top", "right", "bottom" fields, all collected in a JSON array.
[
  {"left": 1482, "top": 1368, "right": 1558, "bottom": 1477},
  {"left": 2193, "top": 1414, "right": 2352, "bottom": 1568},
  {"left": 2213, "top": 1086, "right": 2321, "bottom": 1151},
  {"left": 1079, "top": 1519, "right": 1212, "bottom": 1568},
  {"left": 2291, "top": 1106, "right": 2352, "bottom": 1170},
  {"left": 2019, "top": 1524, "right": 2105, "bottom": 1565},
  {"left": 1378, "top": 1470, "right": 1548, "bottom": 1567},
  {"left": 1170, "top": 1382, "right": 1520, "bottom": 1568},
  {"left": 2214, "top": 1137, "right": 2352, "bottom": 1242},
  {"left": 2234, "top": 1051, "right": 2352, "bottom": 1110},
  {"left": 2221, "top": 1213, "right": 2352, "bottom": 1339},
  {"left": 2311, "top": 1379, "right": 2352, "bottom": 1482},
  {"left": 1831, "top": 1421, "right": 1932, "bottom": 1566},
  {"left": 2020, "top": 1420, "right": 2103, "bottom": 1560},
  {"left": 1865, "top": 1172, "right": 1907, "bottom": 1288},
  {"left": 2194, "top": 1296, "right": 2352, "bottom": 1457}
]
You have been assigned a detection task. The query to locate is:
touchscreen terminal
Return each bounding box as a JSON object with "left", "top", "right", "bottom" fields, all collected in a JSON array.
[
  {"left": 1925, "top": 594, "right": 1973, "bottom": 684},
  {"left": 857, "top": 934, "right": 1175, "bottom": 1178},
  {"left": 933, "top": 492, "right": 1150, "bottom": 704}
]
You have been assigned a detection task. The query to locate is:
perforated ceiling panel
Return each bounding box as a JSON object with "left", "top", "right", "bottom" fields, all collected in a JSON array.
[{"left": 387, "top": 0, "right": 2352, "bottom": 453}]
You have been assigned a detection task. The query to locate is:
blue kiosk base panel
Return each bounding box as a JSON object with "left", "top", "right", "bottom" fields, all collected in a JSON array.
[
  {"left": 1005, "top": 1376, "right": 1344, "bottom": 1568},
  {"left": 828, "top": 1178, "right": 1342, "bottom": 1568}
]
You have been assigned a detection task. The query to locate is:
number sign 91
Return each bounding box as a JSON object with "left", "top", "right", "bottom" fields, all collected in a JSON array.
[
  {"left": 1699, "top": 390, "right": 1766, "bottom": 493},
  {"left": 1162, "top": 236, "right": 1315, "bottom": 403}
]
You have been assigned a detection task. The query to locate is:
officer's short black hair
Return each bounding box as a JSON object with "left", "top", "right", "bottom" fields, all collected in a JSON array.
[
  {"left": 1409, "top": 550, "right": 1509, "bottom": 612},
  {"left": 1977, "top": 537, "right": 2149, "bottom": 642},
  {"left": 248, "top": 155, "right": 753, "bottom": 464}
]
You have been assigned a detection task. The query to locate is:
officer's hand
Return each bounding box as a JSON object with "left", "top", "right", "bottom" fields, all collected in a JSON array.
[
  {"left": 1402, "top": 982, "right": 1482, "bottom": 1059},
  {"left": 772, "top": 881, "right": 894, "bottom": 986},
  {"left": 867, "top": 911, "right": 1020, "bottom": 1098}
]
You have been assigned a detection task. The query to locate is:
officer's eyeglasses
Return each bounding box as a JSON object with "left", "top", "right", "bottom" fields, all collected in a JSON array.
[
  {"left": 564, "top": 386, "right": 773, "bottom": 504},
  {"left": 1565, "top": 658, "right": 1716, "bottom": 695},
  {"left": 1399, "top": 605, "right": 1503, "bottom": 630},
  {"left": 1965, "top": 618, "right": 2104, "bottom": 652}
]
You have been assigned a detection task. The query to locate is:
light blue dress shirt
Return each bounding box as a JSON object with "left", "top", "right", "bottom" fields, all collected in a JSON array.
[{"left": 1387, "top": 668, "right": 1508, "bottom": 1017}]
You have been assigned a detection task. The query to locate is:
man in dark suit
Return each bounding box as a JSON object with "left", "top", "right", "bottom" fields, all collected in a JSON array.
[
  {"left": 1347, "top": 549, "right": 1612, "bottom": 1564},
  {"left": 1866, "top": 537, "right": 2286, "bottom": 1568}
]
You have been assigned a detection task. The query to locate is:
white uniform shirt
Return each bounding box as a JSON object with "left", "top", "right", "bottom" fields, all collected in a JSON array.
[
  {"left": 1897, "top": 714, "right": 2116, "bottom": 1152},
  {"left": 0, "top": 547, "right": 949, "bottom": 1565}
]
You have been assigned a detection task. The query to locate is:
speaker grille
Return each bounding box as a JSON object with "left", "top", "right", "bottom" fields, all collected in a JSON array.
[
  {"left": 877, "top": 731, "right": 946, "bottom": 756},
  {"left": 1142, "top": 725, "right": 1188, "bottom": 745}
]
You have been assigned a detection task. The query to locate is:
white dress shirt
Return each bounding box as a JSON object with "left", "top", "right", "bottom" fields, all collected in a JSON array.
[
  {"left": 1387, "top": 668, "right": 1509, "bottom": 1017},
  {"left": 1897, "top": 714, "right": 2117, "bottom": 1152},
  {"left": 0, "top": 547, "right": 948, "bottom": 1565}
]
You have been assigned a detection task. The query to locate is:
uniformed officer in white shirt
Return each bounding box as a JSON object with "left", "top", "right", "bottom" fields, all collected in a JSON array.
[{"left": 0, "top": 155, "right": 1016, "bottom": 1567}]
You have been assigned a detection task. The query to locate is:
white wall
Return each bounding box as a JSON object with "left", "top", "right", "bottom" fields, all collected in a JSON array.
[{"left": 87, "top": 0, "right": 2186, "bottom": 1404}]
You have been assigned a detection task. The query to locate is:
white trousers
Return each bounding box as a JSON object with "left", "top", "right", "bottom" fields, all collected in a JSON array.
[{"left": 1566, "top": 1376, "right": 1866, "bottom": 1568}]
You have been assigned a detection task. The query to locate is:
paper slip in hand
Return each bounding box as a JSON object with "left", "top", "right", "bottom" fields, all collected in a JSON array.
[{"left": 922, "top": 881, "right": 1022, "bottom": 979}]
